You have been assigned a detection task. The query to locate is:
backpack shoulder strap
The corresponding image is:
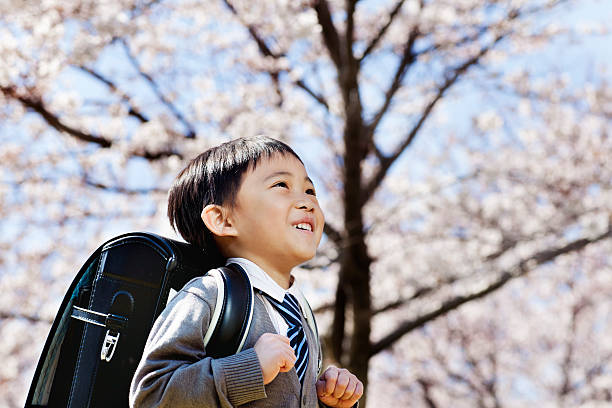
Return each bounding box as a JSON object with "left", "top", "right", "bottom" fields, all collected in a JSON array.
[
  {"left": 294, "top": 288, "right": 323, "bottom": 376},
  {"left": 202, "top": 263, "right": 254, "bottom": 358}
]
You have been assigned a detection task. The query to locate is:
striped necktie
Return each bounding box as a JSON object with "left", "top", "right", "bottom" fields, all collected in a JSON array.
[{"left": 264, "top": 292, "right": 310, "bottom": 384}]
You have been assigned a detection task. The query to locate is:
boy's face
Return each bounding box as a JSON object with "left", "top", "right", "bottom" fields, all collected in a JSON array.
[{"left": 224, "top": 153, "right": 325, "bottom": 278}]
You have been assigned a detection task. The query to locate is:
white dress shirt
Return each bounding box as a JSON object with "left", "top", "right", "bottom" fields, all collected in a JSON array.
[{"left": 226, "top": 257, "right": 302, "bottom": 336}]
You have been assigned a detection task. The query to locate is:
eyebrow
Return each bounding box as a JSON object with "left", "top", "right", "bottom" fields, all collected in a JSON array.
[{"left": 265, "top": 171, "right": 314, "bottom": 186}]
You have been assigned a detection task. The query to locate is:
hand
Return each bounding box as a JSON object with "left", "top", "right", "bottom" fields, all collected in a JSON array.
[
  {"left": 254, "top": 333, "right": 296, "bottom": 385},
  {"left": 316, "top": 366, "right": 363, "bottom": 407}
]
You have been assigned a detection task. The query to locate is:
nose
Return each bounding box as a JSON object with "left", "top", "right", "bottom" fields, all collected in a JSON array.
[{"left": 296, "top": 196, "right": 314, "bottom": 211}]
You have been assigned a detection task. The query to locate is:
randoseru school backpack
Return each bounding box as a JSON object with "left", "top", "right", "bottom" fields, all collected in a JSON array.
[{"left": 25, "top": 232, "right": 255, "bottom": 408}]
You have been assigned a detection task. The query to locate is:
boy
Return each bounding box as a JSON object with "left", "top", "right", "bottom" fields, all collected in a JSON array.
[{"left": 130, "top": 136, "right": 363, "bottom": 407}]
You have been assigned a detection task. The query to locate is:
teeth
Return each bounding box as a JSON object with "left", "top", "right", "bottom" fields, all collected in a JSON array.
[{"left": 295, "top": 223, "right": 312, "bottom": 231}]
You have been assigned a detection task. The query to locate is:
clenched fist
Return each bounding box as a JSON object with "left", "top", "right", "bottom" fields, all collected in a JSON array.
[
  {"left": 316, "top": 366, "right": 363, "bottom": 407},
  {"left": 254, "top": 333, "right": 296, "bottom": 385}
]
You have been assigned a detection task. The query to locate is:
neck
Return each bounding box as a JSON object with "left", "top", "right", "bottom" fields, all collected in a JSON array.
[
  {"left": 232, "top": 255, "right": 293, "bottom": 289},
  {"left": 265, "top": 267, "right": 292, "bottom": 290}
]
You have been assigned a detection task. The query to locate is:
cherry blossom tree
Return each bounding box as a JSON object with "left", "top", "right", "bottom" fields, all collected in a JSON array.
[{"left": 1, "top": 0, "right": 611, "bottom": 406}]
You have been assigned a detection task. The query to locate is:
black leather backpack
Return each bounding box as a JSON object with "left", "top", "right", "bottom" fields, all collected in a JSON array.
[{"left": 25, "top": 232, "right": 253, "bottom": 408}]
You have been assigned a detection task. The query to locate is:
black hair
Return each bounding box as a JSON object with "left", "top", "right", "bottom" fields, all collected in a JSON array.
[{"left": 167, "top": 136, "right": 303, "bottom": 253}]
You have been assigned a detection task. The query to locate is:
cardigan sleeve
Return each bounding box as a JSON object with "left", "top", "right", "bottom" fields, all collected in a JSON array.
[{"left": 129, "top": 278, "right": 267, "bottom": 408}]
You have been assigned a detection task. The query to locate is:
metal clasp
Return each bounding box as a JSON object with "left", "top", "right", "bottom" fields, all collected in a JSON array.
[{"left": 100, "top": 330, "right": 120, "bottom": 362}]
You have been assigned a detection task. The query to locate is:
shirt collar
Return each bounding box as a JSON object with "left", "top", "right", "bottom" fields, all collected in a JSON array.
[{"left": 225, "top": 257, "right": 294, "bottom": 303}]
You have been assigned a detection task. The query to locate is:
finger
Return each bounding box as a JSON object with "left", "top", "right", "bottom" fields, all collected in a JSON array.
[
  {"left": 268, "top": 333, "right": 291, "bottom": 345},
  {"left": 340, "top": 376, "right": 357, "bottom": 400},
  {"left": 324, "top": 366, "right": 339, "bottom": 396},
  {"left": 282, "top": 349, "right": 297, "bottom": 371},
  {"left": 288, "top": 349, "right": 297, "bottom": 366},
  {"left": 277, "top": 341, "right": 295, "bottom": 359},
  {"left": 316, "top": 379, "right": 327, "bottom": 397},
  {"left": 262, "top": 332, "right": 278, "bottom": 342},
  {"left": 332, "top": 370, "right": 350, "bottom": 399},
  {"left": 352, "top": 380, "right": 364, "bottom": 401}
]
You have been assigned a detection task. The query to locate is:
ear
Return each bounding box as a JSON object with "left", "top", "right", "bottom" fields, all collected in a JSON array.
[{"left": 201, "top": 204, "right": 238, "bottom": 237}]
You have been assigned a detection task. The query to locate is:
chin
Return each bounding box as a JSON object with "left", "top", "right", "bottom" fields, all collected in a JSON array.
[
  {"left": 297, "top": 251, "right": 317, "bottom": 264},
  {"left": 287, "top": 251, "right": 315, "bottom": 266}
]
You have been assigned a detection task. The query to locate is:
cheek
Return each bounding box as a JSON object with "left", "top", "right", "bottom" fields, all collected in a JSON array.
[
  {"left": 253, "top": 201, "right": 285, "bottom": 231},
  {"left": 315, "top": 205, "right": 325, "bottom": 229},
  {"left": 237, "top": 206, "right": 267, "bottom": 235}
]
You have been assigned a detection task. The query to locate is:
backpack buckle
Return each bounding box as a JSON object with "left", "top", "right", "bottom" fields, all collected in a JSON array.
[{"left": 100, "top": 330, "right": 120, "bottom": 362}]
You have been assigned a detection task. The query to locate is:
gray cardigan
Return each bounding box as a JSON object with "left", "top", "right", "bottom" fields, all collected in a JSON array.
[{"left": 129, "top": 273, "right": 324, "bottom": 407}]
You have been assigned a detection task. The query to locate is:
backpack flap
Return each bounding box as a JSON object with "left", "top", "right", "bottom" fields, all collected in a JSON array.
[
  {"left": 26, "top": 251, "right": 101, "bottom": 407},
  {"left": 66, "top": 235, "right": 179, "bottom": 408}
]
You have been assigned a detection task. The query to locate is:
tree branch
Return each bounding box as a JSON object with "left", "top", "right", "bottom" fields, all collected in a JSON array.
[
  {"left": 412, "top": 1, "right": 563, "bottom": 61},
  {"left": 365, "top": 25, "right": 419, "bottom": 137},
  {"left": 373, "top": 274, "right": 460, "bottom": 315},
  {"left": 221, "top": 0, "right": 281, "bottom": 58},
  {"left": 1, "top": 85, "right": 113, "bottom": 148},
  {"left": 364, "top": 17, "right": 516, "bottom": 155},
  {"left": 76, "top": 65, "right": 149, "bottom": 123},
  {"left": 3, "top": 175, "right": 168, "bottom": 196},
  {"left": 429, "top": 331, "right": 485, "bottom": 398},
  {"left": 559, "top": 302, "right": 581, "bottom": 399},
  {"left": 415, "top": 23, "right": 495, "bottom": 60},
  {"left": 369, "top": 226, "right": 612, "bottom": 356},
  {"left": 417, "top": 378, "right": 440, "bottom": 408},
  {"left": 295, "top": 79, "right": 330, "bottom": 110},
  {"left": 363, "top": 32, "right": 507, "bottom": 204},
  {"left": 0, "top": 311, "right": 52, "bottom": 324},
  {"left": 313, "top": 302, "right": 334, "bottom": 314},
  {"left": 222, "top": 0, "right": 330, "bottom": 110},
  {"left": 120, "top": 39, "right": 196, "bottom": 138},
  {"left": 345, "top": 0, "right": 357, "bottom": 68},
  {"left": 1, "top": 85, "right": 182, "bottom": 160},
  {"left": 361, "top": 4, "right": 546, "bottom": 203},
  {"left": 363, "top": 6, "right": 525, "bottom": 143},
  {"left": 138, "top": 149, "right": 184, "bottom": 160},
  {"left": 324, "top": 223, "right": 343, "bottom": 247},
  {"left": 83, "top": 178, "right": 168, "bottom": 195},
  {"left": 358, "top": 0, "right": 407, "bottom": 62},
  {"left": 313, "top": 0, "right": 343, "bottom": 69},
  {"left": 314, "top": 270, "right": 458, "bottom": 315},
  {"left": 456, "top": 326, "right": 499, "bottom": 403}
]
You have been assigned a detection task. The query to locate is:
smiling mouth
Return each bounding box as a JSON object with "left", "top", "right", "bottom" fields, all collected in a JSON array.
[{"left": 294, "top": 223, "right": 313, "bottom": 232}]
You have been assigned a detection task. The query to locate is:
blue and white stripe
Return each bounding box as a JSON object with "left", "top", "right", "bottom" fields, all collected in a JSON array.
[{"left": 265, "top": 293, "right": 310, "bottom": 384}]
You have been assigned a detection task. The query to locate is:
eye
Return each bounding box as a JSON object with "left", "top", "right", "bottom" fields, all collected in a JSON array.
[
  {"left": 273, "top": 181, "right": 289, "bottom": 188},
  {"left": 306, "top": 188, "right": 316, "bottom": 196}
]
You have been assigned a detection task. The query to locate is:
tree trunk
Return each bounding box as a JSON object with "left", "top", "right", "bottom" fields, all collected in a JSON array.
[
  {"left": 331, "top": 269, "right": 347, "bottom": 364},
  {"left": 346, "top": 243, "right": 372, "bottom": 405},
  {"left": 340, "top": 87, "right": 372, "bottom": 403}
]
